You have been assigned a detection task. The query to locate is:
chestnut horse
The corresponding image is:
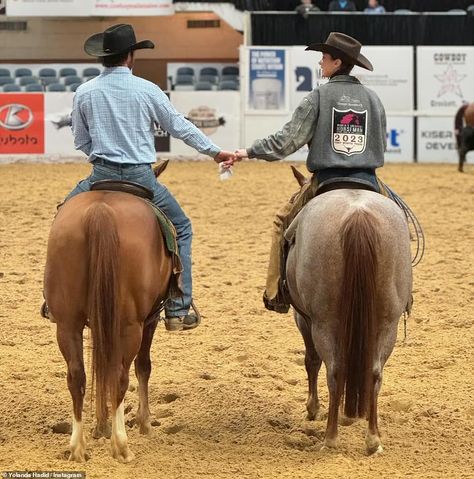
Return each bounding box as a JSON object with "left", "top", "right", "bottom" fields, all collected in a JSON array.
[
  {"left": 285, "top": 170, "right": 412, "bottom": 454},
  {"left": 43, "top": 162, "right": 172, "bottom": 462}
]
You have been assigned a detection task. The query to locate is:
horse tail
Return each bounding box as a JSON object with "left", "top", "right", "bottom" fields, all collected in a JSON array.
[
  {"left": 339, "top": 207, "right": 380, "bottom": 419},
  {"left": 85, "top": 202, "right": 120, "bottom": 427}
]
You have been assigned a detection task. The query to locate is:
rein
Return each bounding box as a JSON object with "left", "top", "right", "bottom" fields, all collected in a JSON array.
[{"left": 382, "top": 183, "right": 425, "bottom": 267}]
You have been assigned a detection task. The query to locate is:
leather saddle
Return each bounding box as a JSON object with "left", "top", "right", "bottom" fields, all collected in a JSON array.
[
  {"left": 90, "top": 179, "right": 154, "bottom": 201},
  {"left": 316, "top": 177, "right": 379, "bottom": 196}
]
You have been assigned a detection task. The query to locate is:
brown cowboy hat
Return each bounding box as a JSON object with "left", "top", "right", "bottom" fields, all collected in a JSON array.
[
  {"left": 84, "top": 24, "right": 154, "bottom": 57},
  {"left": 306, "top": 32, "right": 373, "bottom": 71}
]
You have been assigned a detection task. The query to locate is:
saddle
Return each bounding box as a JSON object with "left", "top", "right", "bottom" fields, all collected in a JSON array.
[
  {"left": 91, "top": 179, "right": 184, "bottom": 303},
  {"left": 91, "top": 179, "right": 154, "bottom": 200},
  {"left": 315, "top": 177, "right": 378, "bottom": 195}
]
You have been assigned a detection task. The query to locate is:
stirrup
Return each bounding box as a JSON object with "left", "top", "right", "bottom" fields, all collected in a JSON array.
[{"left": 262, "top": 291, "right": 290, "bottom": 314}]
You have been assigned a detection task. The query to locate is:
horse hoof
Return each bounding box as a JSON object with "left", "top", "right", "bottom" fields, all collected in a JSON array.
[
  {"left": 368, "top": 444, "right": 384, "bottom": 456},
  {"left": 113, "top": 449, "right": 135, "bottom": 463},
  {"left": 68, "top": 450, "right": 86, "bottom": 463}
]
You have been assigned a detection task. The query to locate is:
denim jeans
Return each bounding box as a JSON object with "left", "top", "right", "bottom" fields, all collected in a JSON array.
[{"left": 66, "top": 159, "right": 192, "bottom": 317}]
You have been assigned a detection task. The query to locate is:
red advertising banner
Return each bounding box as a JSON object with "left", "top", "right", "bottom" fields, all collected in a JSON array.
[{"left": 0, "top": 94, "right": 45, "bottom": 154}]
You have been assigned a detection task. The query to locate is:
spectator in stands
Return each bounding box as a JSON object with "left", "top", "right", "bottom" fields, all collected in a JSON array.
[
  {"left": 328, "top": 0, "right": 357, "bottom": 12},
  {"left": 295, "top": 0, "right": 320, "bottom": 19},
  {"left": 364, "top": 0, "right": 385, "bottom": 13},
  {"left": 43, "top": 24, "right": 235, "bottom": 331}
]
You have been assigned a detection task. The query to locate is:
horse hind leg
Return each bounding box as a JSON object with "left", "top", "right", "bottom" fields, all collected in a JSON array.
[
  {"left": 134, "top": 319, "right": 159, "bottom": 435},
  {"left": 365, "top": 367, "right": 383, "bottom": 455},
  {"left": 295, "top": 312, "right": 322, "bottom": 420},
  {"left": 110, "top": 323, "right": 142, "bottom": 463},
  {"left": 322, "top": 361, "right": 342, "bottom": 450},
  {"left": 56, "top": 324, "right": 87, "bottom": 462}
]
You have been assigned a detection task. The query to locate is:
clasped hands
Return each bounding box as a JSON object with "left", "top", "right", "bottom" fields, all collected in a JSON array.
[{"left": 214, "top": 148, "right": 248, "bottom": 168}]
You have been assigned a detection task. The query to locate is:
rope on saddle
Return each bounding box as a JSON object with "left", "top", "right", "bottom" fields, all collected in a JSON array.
[{"left": 382, "top": 183, "right": 425, "bottom": 267}]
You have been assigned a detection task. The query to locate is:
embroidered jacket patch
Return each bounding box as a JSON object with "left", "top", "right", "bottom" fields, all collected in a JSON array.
[{"left": 331, "top": 108, "right": 367, "bottom": 156}]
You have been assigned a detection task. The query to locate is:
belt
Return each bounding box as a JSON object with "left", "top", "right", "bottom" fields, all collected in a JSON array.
[{"left": 92, "top": 157, "right": 151, "bottom": 168}]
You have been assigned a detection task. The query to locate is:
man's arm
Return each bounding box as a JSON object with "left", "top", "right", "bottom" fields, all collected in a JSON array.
[
  {"left": 151, "top": 87, "right": 221, "bottom": 158},
  {"left": 71, "top": 93, "right": 92, "bottom": 156}
]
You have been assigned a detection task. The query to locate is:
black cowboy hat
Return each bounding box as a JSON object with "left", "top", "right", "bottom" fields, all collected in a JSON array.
[
  {"left": 84, "top": 24, "right": 154, "bottom": 57},
  {"left": 306, "top": 32, "right": 373, "bottom": 71}
]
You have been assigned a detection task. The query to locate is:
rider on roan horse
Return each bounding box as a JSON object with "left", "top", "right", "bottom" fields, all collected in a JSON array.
[{"left": 229, "top": 33, "right": 396, "bottom": 313}]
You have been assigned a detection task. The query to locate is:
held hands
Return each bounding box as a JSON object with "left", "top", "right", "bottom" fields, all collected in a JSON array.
[{"left": 214, "top": 148, "right": 248, "bottom": 168}]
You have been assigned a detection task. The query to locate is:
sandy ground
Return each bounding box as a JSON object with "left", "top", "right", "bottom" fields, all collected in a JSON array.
[{"left": 0, "top": 161, "right": 473, "bottom": 479}]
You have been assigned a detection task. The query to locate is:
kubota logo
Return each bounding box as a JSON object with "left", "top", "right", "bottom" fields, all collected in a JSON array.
[{"left": 0, "top": 103, "right": 34, "bottom": 130}]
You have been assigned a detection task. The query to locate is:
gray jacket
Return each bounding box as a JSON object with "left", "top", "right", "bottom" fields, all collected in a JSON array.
[{"left": 247, "top": 75, "right": 386, "bottom": 172}]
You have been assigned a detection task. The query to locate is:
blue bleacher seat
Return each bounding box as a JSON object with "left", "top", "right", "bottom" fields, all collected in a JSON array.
[
  {"left": 221, "top": 74, "right": 239, "bottom": 83},
  {"left": 48, "top": 83, "right": 67, "bottom": 92},
  {"left": 194, "top": 81, "right": 214, "bottom": 91},
  {"left": 39, "top": 68, "right": 57, "bottom": 77},
  {"left": 200, "top": 67, "right": 219, "bottom": 77},
  {"left": 218, "top": 80, "right": 239, "bottom": 91},
  {"left": 59, "top": 67, "right": 77, "bottom": 77},
  {"left": 64, "top": 75, "right": 82, "bottom": 86},
  {"left": 69, "top": 83, "right": 82, "bottom": 92},
  {"left": 14, "top": 68, "right": 33, "bottom": 78},
  {"left": 199, "top": 74, "right": 219, "bottom": 84},
  {"left": 40, "top": 77, "right": 60, "bottom": 86},
  {"left": 82, "top": 67, "right": 101, "bottom": 78},
  {"left": 19, "top": 76, "right": 38, "bottom": 86},
  {"left": 3, "top": 84, "right": 22, "bottom": 92},
  {"left": 0, "top": 77, "right": 14, "bottom": 86},
  {"left": 175, "top": 74, "right": 194, "bottom": 85},
  {"left": 222, "top": 66, "right": 239, "bottom": 76},
  {"left": 176, "top": 67, "right": 195, "bottom": 77},
  {"left": 0, "top": 68, "right": 11, "bottom": 77},
  {"left": 24, "top": 84, "right": 44, "bottom": 92}
]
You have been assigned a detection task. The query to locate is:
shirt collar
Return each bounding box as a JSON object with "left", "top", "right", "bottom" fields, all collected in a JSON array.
[
  {"left": 329, "top": 75, "right": 360, "bottom": 84},
  {"left": 102, "top": 66, "right": 132, "bottom": 75}
]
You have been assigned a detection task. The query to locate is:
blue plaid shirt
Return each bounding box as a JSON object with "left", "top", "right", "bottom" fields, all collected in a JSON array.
[{"left": 72, "top": 67, "right": 220, "bottom": 164}]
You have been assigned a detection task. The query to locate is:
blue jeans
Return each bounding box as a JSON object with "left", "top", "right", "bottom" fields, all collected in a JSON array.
[{"left": 66, "top": 159, "right": 192, "bottom": 317}]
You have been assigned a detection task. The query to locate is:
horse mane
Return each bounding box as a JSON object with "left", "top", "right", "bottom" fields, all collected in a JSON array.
[{"left": 338, "top": 207, "right": 380, "bottom": 419}]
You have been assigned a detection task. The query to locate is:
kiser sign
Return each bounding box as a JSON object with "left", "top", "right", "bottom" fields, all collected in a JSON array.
[{"left": 0, "top": 94, "right": 45, "bottom": 154}]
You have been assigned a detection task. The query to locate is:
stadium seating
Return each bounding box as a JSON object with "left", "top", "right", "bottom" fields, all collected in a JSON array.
[
  {"left": 40, "top": 77, "right": 60, "bottom": 86},
  {"left": 194, "top": 81, "right": 214, "bottom": 91},
  {"left": 68, "top": 83, "right": 82, "bottom": 92},
  {"left": 218, "top": 80, "right": 239, "bottom": 91},
  {"left": 0, "top": 77, "right": 14, "bottom": 86},
  {"left": 64, "top": 75, "right": 82, "bottom": 86},
  {"left": 174, "top": 74, "right": 195, "bottom": 90},
  {"left": 176, "top": 67, "right": 195, "bottom": 77},
  {"left": 39, "top": 68, "right": 57, "bottom": 78},
  {"left": 222, "top": 66, "right": 239, "bottom": 76},
  {"left": 3, "top": 84, "right": 21, "bottom": 92},
  {"left": 48, "top": 83, "right": 67, "bottom": 92},
  {"left": 24, "top": 84, "right": 44, "bottom": 92},
  {"left": 82, "top": 67, "right": 101, "bottom": 78},
  {"left": 18, "top": 76, "right": 38, "bottom": 86},
  {"left": 199, "top": 74, "right": 219, "bottom": 85},
  {"left": 0, "top": 68, "right": 11, "bottom": 77},
  {"left": 59, "top": 67, "right": 77, "bottom": 77},
  {"left": 200, "top": 67, "right": 219, "bottom": 77},
  {"left": 14, "top": 68, "right": 33, "bottom": 78}
]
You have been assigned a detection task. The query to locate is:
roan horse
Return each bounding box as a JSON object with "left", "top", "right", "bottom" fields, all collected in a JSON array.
[
  {"left": 285, "top": 168, "right": 413, "bottom": 454},
  {"left": 43, "top": 161, "right": 171, "bottom": 463}
]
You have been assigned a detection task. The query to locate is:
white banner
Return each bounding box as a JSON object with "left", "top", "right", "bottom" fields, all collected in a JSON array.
[
  {"left": 289, "top": 46, "right": 414, "bottom": 113},
  {"left": 169, "top": 91, "right": 240, "bottom": 155},
  {"left": 44, "top": 93, "right": 76, "bottom": 156},
  {"left": 417, "top": 117, "right": 458, "bottom": 163},
  {"left": 417, "top": 46, "right": 474, "bottom": 114},
  {"left": 7, "top": 0, "right": 173, "bottom": 16},
  {"left": 92, "top": 0, "right": 174, "bottom": 16},
  {"left": 385, "top": 116, "right": 414, "bottom": 162}
]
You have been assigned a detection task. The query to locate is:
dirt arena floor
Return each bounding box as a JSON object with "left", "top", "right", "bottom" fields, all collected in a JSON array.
[{"left": 0, "top": 160, "right": 473, "bottom": 479}]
